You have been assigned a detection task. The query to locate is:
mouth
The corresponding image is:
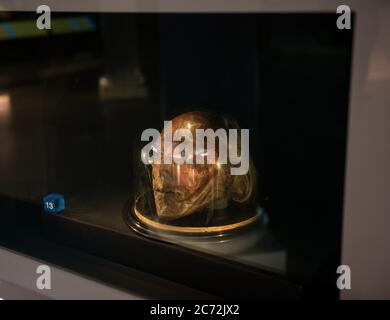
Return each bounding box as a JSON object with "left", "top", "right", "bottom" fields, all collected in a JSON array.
[
  {"left": 155, "top": 188, "right": 175, "bottom": 194},
  {"left": 154, "top": 188, "right": 187, "bottom": 201}
]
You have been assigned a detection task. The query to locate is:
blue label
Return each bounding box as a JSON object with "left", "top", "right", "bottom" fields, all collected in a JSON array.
[{"left": 43, "top": 193, "right": 65, "bottom": 213}]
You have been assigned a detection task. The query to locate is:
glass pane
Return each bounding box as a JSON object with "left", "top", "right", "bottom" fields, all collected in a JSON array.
[{"left": 0, "top": 12, "right": 352, "bottom": 284}]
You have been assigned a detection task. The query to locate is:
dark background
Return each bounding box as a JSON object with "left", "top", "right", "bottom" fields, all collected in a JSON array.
[{"left": 0, "top": 13, "right": 352, "bottom": 296}]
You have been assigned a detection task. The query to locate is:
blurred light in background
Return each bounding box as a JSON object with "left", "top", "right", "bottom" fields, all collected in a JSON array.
[
  {"left": 99, "top": 76, "right": 110, "bottom": 88},
  {"left": 0, "top": 93, "right": 11, "bottom": 120},
  {"left": 0, "top": 16, "right": 96, "bottom": 40}
]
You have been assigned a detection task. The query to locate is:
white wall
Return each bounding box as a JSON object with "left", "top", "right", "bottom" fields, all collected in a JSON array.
[
  {"left": 0, "top": 247, "right": 140, "bottom": 300},
  {"left": 341, "top": 1, "right": 390, "bottom": 300}
]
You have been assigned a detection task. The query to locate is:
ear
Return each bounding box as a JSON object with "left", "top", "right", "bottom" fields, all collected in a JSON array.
[{"left": 231, "top": 160, "right": 255, "bottom": 203}]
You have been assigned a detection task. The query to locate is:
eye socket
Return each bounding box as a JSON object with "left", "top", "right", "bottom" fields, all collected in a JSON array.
[{"left": 151, "top": 145, "right": 161, "bottom": 156}]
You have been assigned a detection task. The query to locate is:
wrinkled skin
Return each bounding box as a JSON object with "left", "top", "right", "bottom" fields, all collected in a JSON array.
[
  {"left": 152, "top": 162, "right": 233, "bottom": 220},
  {"left": 152, "top": 112, "right": 237, "bottom": 221}
]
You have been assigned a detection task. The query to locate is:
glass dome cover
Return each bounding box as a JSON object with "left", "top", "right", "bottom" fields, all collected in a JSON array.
[{"left": 126, "top": 111, "right": 264, "bottom": 241}]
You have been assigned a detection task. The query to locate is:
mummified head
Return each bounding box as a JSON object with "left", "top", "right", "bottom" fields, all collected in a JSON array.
[{"left": 151, "top": 111, "right": 255, "bottom": 221}]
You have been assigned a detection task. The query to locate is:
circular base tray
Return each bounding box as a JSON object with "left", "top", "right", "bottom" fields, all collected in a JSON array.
[{"left": 124, "top": 193, "right": 265, "bottom": 243}]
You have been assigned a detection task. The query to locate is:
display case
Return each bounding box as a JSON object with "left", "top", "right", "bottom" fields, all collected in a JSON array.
[{"left": 0, "top": 9, "right": 353, "bottom": 299}]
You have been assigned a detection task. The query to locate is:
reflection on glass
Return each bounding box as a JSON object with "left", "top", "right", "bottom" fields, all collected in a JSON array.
[
  {"left": 128, "top": 111, "right": 265, "bottom": 242},
  {"left": 0, "top": 93, "right": 11, "bottom": 124}
]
